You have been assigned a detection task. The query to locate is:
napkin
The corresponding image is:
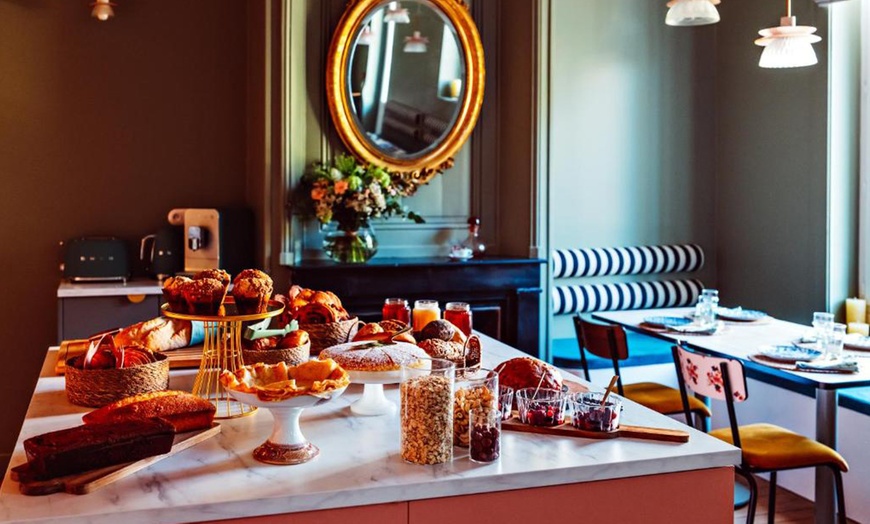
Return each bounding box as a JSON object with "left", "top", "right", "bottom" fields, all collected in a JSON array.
[
  {"left": 795, "top": 359, "right": 860, "bottom": 374},
  {"left": 668, "top": 321, "right": 722, "bottom": 335}
]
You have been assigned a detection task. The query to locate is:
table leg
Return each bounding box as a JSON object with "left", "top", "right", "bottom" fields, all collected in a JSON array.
[{"left": 815, "top": 389, "right": 838, "bottom": 524}]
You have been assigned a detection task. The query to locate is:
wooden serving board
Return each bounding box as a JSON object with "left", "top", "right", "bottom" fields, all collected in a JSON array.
[
  {"left": 503, "top": 417, "right": 689, "bottom": 443},
  {"left": 11, "top": 424, "right": 220, "bottom": 496}
]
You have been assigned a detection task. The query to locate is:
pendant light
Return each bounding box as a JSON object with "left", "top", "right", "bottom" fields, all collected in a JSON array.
[
  {"left": 90, "top": 0, "right": 116, "bottom": 21},
  {"left": 383, "top": 3, "right": 410, "bottom": 24},
  {"left": 403, "top": 31, "right": 429, "bottom": 53},
  {"left": 665, "top": 0, "right": 721, "bottom": 27},
  {"left": 755, "top": 0, "right": 821, "bottom": 68}
]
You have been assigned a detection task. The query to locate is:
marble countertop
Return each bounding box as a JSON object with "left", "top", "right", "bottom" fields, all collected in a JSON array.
[
  {"left": 0, "top": 336, "right": 739, "bottom": 524},
  {"left": 58, "top": 279, "right": 163, "bottom": 298}
]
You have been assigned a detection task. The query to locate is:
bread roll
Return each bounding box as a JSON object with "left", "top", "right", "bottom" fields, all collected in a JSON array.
[
  {"left": 494, "top": 357, "right": 563, "bottom": 392},
  {"left": 114, "top": 317, "right": 191, "bottom": 352}
]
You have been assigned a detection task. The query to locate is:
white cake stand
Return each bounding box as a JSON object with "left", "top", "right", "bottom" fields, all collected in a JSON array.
[
  {"left": 347, "top": 370, "right": 401, "bottom": 416},
  {"left": 226, "top": 387, "right": 347, "bottom": 465}
]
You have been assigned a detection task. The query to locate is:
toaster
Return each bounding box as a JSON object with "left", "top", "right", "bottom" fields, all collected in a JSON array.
[{"left": 62, "top": 237, "right": 130, "bottom": 282}]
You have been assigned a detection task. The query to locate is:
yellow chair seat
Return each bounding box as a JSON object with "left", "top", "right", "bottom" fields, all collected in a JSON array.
[
  {"left": 710, "top": 423, "right": 849, "bottom": 472},
  {"left": 622, "top": 381, "right": 711, "bottom": 417}
]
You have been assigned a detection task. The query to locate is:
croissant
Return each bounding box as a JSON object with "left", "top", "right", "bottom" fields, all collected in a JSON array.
[{"left": 295, "top": 303, "right": 338, "bottom": 324}]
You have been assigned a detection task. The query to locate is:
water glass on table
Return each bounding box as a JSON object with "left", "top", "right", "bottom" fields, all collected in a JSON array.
[
  {"left": 812, "top": 312, "right": 834, "bottom": 348},
  {"left": 695, "top": 289, "right": 719, "bottom": 325},
  {"left": 826, "top": 323, "right": 846, "bottom": 361}
]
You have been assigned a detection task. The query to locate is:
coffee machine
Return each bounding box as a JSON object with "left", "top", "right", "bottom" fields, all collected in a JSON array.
[{"left": 168, "top": 208, "right": 254, "bottom": 276}]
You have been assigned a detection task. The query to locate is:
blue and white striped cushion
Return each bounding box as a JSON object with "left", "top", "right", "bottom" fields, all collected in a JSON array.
[
  {"left": 552, "top": 244, "right": 705, "bottom": 279},
  {"left": 552, "top": 279, "right": 704, "bottom": 316}
]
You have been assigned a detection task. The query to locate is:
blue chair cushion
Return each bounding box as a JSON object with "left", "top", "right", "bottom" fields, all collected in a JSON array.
[{"left": 551, "top": 331, "right": 673, "bottom": 370}]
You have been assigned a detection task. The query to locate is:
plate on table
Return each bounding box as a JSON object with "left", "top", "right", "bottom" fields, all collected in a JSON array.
[
  {"left": 642, "top": 316, "right": 693, "bottom": 329},
  {"left": 844, "top": 334, "right": 870, "bottom": 351},
  {"left": 716, "top": 307, "right": 767, "bottom": 322},
  {"left": 757, "top": 344, "right": 822, "bottom": 363}
]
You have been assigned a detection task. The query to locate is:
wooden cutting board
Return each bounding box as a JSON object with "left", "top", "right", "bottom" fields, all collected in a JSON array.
[
  {"left": 11, "top": 424, "right": 220, "bottom": 496},
  {"left": 503, "top": 417, "right": 689, "bottom": 443}
]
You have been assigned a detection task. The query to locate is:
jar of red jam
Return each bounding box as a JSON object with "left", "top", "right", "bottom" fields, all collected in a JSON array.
[
  {"left": 444, "top": 302, "right": 472, "bottom": 336},
  {"left": 382, "top": 298, "right": 411, "bottom": 324}
]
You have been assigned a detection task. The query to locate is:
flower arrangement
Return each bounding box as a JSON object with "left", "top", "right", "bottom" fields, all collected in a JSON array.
[{"left": 296, "top": 154, "right": 424, "bottom": 232}]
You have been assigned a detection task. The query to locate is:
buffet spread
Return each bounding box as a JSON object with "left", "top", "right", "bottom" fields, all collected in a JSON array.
[{"left": 0, "top": 268, "right": 740, "bottom": 524}]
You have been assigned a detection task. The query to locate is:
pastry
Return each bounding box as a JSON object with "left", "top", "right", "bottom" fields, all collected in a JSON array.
[
  {"left": 284, "top": 286, "right": 350, "bottom": 323},
  {"left": 194, "top": 269, "right": 231, "bottom": 287},
  {"left": 353, "top": 320, "right": 416, "bottom": 344},
  {"left": 231, "top": 275, "right": 273, "bottom": 315},
  {"left": 184, "top": 278, "right": 227, "bottom": 315},
  {"left": 220, "top": 359, "right": 350, "bottom": 401},
  {"left": 23, "top": 420, "right": 175, "bottom": 479},
  {"left": 114, "top": 317, "right": 191, "bottom": 352},
  {"left": 72, "top": 343, "right": 157, "bottom": 370},
  {"left": 418, "top": 319, "right": 466, "bottom": 344},
  {"left": 233, "top": 269, "right": 270, "bottom": 284},
  {"left": 494, "top": 357, "right": 563, "bottom": 393},
  {"left": 83, "top": 390, "right": 216, "bottom": 433},
  {"left": 320, "top": 340, "right": 429, "bottom": 372},
  {"left": 162, "top": 276, "right": 192, "bottom": 313}
]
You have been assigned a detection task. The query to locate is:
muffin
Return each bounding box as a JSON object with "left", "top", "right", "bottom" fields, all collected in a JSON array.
[
  {"left": 232, "top": 277, "right": 273, "bottom": 315},
  {"left": 194, "top": 269, "right": 231, "bottom": 287},
  {"left": 183, "top": 278, "right": 228, "bottom": 315},
  {"left": 233, "top": 269, "right": 270, "bottom": 284},
  {"left": 162, "top": 276, "right": 192, "bottom": 313}
]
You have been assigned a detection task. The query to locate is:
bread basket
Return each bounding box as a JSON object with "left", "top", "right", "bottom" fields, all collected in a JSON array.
[
  {"left": 65, "top": 352, "right": 169, "bottom": 407},
  {"left": 301, "top": 317, "right": 360, "bottom": 354},
  {"left": 243, "top": 342, "right": 311, "bottom": 366}
]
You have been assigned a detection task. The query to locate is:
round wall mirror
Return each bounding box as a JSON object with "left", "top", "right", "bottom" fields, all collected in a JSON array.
[{"left": 327, "top": 0, "right": 484, "bottom": 190}]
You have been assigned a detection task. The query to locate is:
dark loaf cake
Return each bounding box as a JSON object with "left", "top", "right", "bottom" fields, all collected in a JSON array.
[{"left": 23, "top": 419, "right": 174, "bottom": 479}]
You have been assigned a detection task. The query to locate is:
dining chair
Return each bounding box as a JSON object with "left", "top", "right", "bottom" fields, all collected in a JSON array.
[
  {"left": 573, "top": 315, "right": 711, "bottom": 429},
  {"left": 671, "top": 344, "right": 849, "bottom": 524}
]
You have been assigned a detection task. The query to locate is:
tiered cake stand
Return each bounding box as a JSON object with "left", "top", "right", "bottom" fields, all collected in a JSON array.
[{"left": 162, "top": 298, "right": 284, "bottom": 419}]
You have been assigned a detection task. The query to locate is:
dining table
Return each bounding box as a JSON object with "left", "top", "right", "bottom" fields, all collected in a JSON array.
[{"left": 593, "top": 307, "right": 870, "bottom": 524}]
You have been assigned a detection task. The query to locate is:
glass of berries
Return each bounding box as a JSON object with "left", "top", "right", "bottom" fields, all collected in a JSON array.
[
  {"left": 571, "top": 392, "right": 622, "bottom": 432},
  {"left": 516, "top": 388, "right": 566, "bottom": 427}
]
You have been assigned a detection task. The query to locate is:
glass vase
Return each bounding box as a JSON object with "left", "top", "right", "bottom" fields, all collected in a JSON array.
[{"left": 322, "top": 222, "right": 377, "bottom": 263}]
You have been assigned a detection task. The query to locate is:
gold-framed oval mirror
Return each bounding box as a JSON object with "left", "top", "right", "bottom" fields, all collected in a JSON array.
[{"left": 326, "top": 0, "right": 485, "bottom": 189}]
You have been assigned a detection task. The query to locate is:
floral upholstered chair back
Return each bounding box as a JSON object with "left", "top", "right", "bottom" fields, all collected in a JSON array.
[{"left": 674, "top": 345, "right": 748, "bottom": 402}]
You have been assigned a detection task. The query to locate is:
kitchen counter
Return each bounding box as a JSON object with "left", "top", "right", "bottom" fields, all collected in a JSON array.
[
  {"left": 57, "top": 279, "right": 162, "bottom": 298},
  {"left": 0, "top": 336, "right": 740, "bottom": 524}
]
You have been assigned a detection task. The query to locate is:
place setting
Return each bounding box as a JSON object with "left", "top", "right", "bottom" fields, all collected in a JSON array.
[
  {"left": 640, "top": 289, "right": 728, "bottom": 336},
  {"left": 749, "top": 312, "right": 861, "bottom": 374}
]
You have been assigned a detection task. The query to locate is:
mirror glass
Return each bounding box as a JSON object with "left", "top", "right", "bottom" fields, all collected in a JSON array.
[{"left": 347, "top": 0, "right": 466, "bottom": 160}]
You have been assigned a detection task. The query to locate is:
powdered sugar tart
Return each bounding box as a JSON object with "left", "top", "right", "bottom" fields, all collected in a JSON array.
[
  {"left": 220, "top": 359, "right": 350, "bottom": 402},
  {"left": 320, "top": 340, "right": 429, "bottom": 374}
]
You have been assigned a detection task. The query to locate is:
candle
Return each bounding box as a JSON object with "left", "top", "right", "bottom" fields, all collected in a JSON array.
[
  {"left": 847, "top": 322, "right": 870, "bottom": 336},
  {"left": 846, "top": 298, "right": 867, "bottom": 325}
]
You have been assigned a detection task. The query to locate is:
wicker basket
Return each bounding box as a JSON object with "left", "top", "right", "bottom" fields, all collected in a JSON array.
[
  {"left": 242, "top": 342, "right": 311, "bottom": 366},
  {"left": 300, "top": 317, "right": 360, "bottom": 354},
  {"left": 65, "top": 352, "right": 169, "bottom": 407}
]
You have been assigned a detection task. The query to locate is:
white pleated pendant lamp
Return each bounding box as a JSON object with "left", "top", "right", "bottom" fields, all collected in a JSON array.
[
  {"left": 755, "top": 0, "right": 821, "bottom": 68},
  {"left": 666, "top": 0, "right": 721, "bottom": 27}
]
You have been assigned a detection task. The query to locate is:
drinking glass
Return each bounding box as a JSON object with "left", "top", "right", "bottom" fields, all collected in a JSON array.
[
  {"left": 696, "top": 289, "right": 719, "bottom": 325},
  {"left": 812, "top": 312, "right": 834, "bottom": 347},
  {"left": 826, "top": 323, "right": 846, "bottom": 361},
  {"left": 469, "top": 407, "right": 501, "bottom": 463},
  {"left": 412, "top": 300, "right": 441, "bottom": 332}
]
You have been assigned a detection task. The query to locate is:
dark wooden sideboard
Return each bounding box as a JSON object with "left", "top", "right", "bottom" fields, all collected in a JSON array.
[{"left": 287, "top": 257, "right": 545, "bottom": 357}]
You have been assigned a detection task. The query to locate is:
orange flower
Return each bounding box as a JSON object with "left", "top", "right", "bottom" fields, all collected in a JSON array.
[
  {"left": 334, "top": 180, "right": 349, "bottom": 195},
  {"left": 311, "top": 188, "right": 327, "bottom": 201}
]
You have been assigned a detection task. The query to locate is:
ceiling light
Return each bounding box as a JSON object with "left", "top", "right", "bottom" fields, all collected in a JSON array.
[
  {"left": 90, "top": 0, "right": 116, "bottom": 21},
  {"left": 755, "top": 0, "right": 821, "bottom": 68},
  {"left": 665, "top": 0, "right": 721, "bottom": 27},
  {"left": 384, "top": 3, "right": 410, "bottom": 24},
  {"left": 403, "top": 31, "right": 428, "bottom": 53}
]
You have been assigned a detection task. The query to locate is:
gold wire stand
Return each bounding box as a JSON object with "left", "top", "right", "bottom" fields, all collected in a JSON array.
[{"left": 162, "top": 298, "right": 284, "bottom": 419}]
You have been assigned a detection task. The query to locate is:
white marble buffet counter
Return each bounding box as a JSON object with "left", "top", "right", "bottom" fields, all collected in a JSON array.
[{"left": 0, "top": 336, "right": 739, "bottom": 524}]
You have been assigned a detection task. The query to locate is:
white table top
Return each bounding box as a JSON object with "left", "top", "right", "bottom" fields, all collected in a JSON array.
[
  {"left": 595, "top": 308, "right": 870, "bottom": 389},
  {"left": 0, "top": 335, "right": 738, "bottom": 524},
  {"left": 58, "top": 279, "right": 163, "bottom": 298}
]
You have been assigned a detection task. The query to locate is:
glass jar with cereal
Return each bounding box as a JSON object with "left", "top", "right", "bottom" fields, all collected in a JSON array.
[
  {"left": 453, "top": 368, "right": 498, "bottom": 447},
  {"left": 400, "top": 359, "right": 455, "bottom": 465}
]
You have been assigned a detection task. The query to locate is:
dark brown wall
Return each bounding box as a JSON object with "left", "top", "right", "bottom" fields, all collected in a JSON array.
[{"left": 0, "top": 0, "right": 249, "bottom": 468}]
